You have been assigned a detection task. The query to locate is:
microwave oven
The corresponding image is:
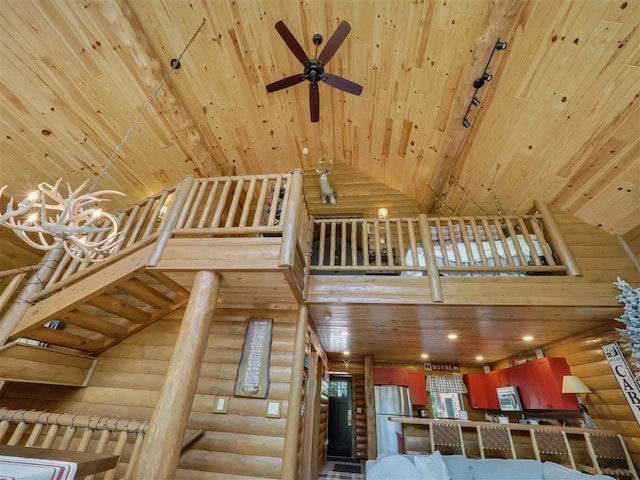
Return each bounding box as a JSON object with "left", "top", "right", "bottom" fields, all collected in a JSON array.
[{"left": 496, "top": 386, "right": 524, "bottom": 412}]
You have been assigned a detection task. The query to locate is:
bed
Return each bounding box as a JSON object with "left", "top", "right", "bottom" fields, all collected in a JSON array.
[{"left": 403, "top": 231, "right": 547, "bottom": 277}]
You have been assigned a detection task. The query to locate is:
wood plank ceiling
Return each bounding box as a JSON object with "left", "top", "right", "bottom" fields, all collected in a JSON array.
[{"left": 0, "top": 0, "right": 637, "bottom": 237}]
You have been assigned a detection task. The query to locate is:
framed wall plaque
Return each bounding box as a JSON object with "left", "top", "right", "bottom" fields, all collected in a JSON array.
[{"left": 234, "top": 318, "right": 273, "bottom": 398}]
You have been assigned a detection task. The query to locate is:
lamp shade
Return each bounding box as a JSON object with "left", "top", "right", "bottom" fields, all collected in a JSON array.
[{"left": 562, "top": 375, "right": 591, "bottom": 394}]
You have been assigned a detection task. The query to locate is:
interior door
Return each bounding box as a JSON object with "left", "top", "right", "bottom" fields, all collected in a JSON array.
[{"left": 328, "top": 377, "right": 352, "bottom": 457}]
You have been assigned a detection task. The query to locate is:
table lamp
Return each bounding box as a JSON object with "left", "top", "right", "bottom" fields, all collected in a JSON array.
[{"left": 562, "top": 375, "right": 597, "bottom": 429}]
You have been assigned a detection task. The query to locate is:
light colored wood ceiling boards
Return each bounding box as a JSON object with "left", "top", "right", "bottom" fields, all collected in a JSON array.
[
  {"left": 0, "top": 0, "right": 637, "bottom": 251},
  {"left": 308, "top": 303, "right": 620, "bottom": 364}
]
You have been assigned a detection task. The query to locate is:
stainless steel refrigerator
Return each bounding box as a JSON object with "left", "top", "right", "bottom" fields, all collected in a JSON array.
[{"left": 375, "top": 385, "right": 412, "bottom": 455}]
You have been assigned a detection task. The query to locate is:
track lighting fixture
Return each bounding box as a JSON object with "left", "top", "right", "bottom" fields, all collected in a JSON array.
[{"left": 461, "top": 38, "right": 508, "bottom": 128}]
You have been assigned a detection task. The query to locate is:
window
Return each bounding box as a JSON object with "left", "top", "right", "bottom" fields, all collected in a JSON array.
[
  {"left": 329, "top": 379, "right": 349, "bottom": 397},
  {"left": 430, "top": 392, "right": 464, "bottom": 419}
]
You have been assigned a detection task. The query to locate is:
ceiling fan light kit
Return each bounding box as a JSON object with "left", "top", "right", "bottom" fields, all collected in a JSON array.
[
  {"left": 266, "top": 20, "right": 363, "bottom": 122},
  {"left": 463, "top": 39, "right": 507, "bottom": 128}
]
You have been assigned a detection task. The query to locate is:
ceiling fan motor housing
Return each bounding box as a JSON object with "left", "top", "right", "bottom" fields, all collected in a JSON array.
[{"left": 304, "top": 61, "right": 325, "bottom": 83}]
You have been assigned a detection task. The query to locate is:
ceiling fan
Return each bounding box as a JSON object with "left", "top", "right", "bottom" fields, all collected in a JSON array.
[{"left": 266, "top": 20, "right": 363, "bottom": 122}]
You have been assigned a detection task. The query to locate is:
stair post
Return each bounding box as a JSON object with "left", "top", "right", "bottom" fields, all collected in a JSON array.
[
  {"left": 278, "top": 169, "right": 305, "bottom": 268},
  {"left": 129, "top": 270, "right": 221, "bottom": 480},
  {"left": 418, "top": 214, "right": 444, "bottom": 302},
  {"left": 0, "top": 245, "right": 64, "bottom": 345},
  {"left": 534, "top": 199, "right": 582, "bottom": 276}
]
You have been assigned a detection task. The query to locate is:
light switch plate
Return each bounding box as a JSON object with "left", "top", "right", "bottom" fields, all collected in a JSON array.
[
  {"left": 213, "top": 396, "right": 229, "bottom": 414},
  {"left": 266, "top": 400, "right": 281, "bottom": 418}
]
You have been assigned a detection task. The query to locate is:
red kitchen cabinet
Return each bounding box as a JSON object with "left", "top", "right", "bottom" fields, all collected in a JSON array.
[
  {"left": 464, "top": 373, "right": 491, "bottom": 409},
  {"left": 374, "top": 368, "right": 389, "bottom": 384},
  {"left": 525, "top": 358, "right": 578, "bottom": 410},
  {"left": 507, "top": 364, "right": 539, "bottom": 410},
  {"left": 406, "top": 371, "right": 427, "bottom": 405},
  {"left": 388, "top": 368, "right": 407, "bottom": 386},
  {"left": 484, "top": 371, "right": 504, "bottom": 409}
]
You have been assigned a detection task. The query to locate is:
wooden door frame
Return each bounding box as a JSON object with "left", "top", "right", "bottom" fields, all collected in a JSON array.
[{"left": 302, "top": 349, "right": 322, "bottom": 479}]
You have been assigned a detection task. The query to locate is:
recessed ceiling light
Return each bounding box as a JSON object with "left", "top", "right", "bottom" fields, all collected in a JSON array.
[
  {"left": 447, "top": 334, "right": 458, "bottom": 340},
  {"left": 340, "top": 331, "right": 349, "bottom": 336},
  {"left": 523, "top": 335, "right": 534, "bottom": 341},
  {"left": 421, "top": 354, "right": 429, "bottom": 359},
  {"left": 343, "top": 351, "right": 350, "bottom": 356},
  {"left": 476, "top": 356, "right": 484, "bottom": 361}
]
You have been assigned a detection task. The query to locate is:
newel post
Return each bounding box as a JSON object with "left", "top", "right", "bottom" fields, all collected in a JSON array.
[
  {"left": 365, "top": 354, "right": 377, "bottom": 460},
  {"left": 418, "top": 214, "right": 444, "bottom": 302},
  {"left": 129, "top": 270, "right": 221, "bottom": 480},
  {"left": 0, "top": 245, "right": 64, "bottom": 345},
  {"left": 278, "top": 169, "right": 305, "bottom": 268},
  {"left": 282, "top": 304, "right": 308, "bottom": 479},
  {"left": 534, "top": 199, "right": 581, "bottom": 276},
  {"left": 148, "top": 176, "right": 196, "bottom": 267}
]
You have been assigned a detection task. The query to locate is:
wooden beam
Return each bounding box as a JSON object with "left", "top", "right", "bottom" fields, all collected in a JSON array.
[
  {"left": 422, "top": 0, "right": 524, "bottom": 211},
  {"left": 279, "top": 169, "right": 305, "bottom": 268},
  {"left": 418, "top": 214, "right": 444, "bottom": 302},
  {"left": 282, "top": 304, "right": 308, "bottom": 479},
  {"left": 534, "top": 200, "right": 582, "bottom": 276},
  {"left": 0, "top": 246, "right": 63, "bottom": 345},
  {"left": 130, "top": 270, "right": 221, "bottom": 480},
  {"left": 365, "top": 354, "right": 377, "bottom": 460},
  {"left": 302, "top": 351, "right": 320, "bottom": 480},
  {"left": 0, "top": 273, "right": 26, "bottom": 323},
  {"left": 617, "top": 235, "right": 640, "bottom": 272}
]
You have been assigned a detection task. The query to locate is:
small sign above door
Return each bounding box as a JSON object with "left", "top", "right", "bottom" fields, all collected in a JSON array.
[{"left": 424, "top": 362, "right": 460, "bottom": 372}]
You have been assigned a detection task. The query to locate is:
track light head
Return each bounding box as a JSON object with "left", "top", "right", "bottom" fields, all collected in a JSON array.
[
  {"left": 473, "top": 78, "right": 485, "bottom": 89},
  {"left": 471, "top": 97, "right": 481, "bottom": 106},
  {"left": 495, "top": 41, "right": 508, "bottom": 51},
  {"left": 462, "top": 118, "right": 471, "bottom": 128},
  {"left": 482, "top": 73, "right": 493, "bottom": 82}
]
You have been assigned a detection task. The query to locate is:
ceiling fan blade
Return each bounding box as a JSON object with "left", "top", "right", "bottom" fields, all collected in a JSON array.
[
  {"left": 275, "top": 21, "right": 310, "bottom": 66},
  {"left": 317, "top": 21, "right": 351, "bottom": 65},
  {"left": 322, "top": 73, "right": 363, "bottom": 96},
  {"left": 310, "top": 84, "right": 320, "bottom": 122},
  {"left": 266, "top": 74, "right": 305, "bottom": 93}
]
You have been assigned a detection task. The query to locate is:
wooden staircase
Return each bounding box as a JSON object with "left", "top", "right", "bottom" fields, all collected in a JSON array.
[{"left": 0, "top": 245, "right": 190, "bottom": 386}]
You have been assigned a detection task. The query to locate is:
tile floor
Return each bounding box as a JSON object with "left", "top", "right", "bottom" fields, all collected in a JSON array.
[{"left": 318, "top": 457, "right": 365, "bottom": 480}]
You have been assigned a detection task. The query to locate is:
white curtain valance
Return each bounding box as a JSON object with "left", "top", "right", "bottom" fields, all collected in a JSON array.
[{"left": 427, "top": 375, "right": 468, "bottom": 394}]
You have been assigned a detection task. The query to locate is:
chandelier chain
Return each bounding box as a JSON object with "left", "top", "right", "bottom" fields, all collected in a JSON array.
[{"left": 89, "top": 18, "right": 207, "bottom": 193}]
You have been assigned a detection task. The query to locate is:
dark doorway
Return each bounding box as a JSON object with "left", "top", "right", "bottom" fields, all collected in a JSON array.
[{"left": 328, "top": 376, "right": 353, "bottom": 457}]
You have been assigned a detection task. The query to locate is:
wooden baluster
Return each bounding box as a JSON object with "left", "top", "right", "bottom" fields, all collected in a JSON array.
[
  {"left": 434, "top": 218, "right": 449, "bottom": 267},
  {"left": 279, "top": 175, "right": 291, "bottom": 226},
  {"left": 481, "top": 218, "right": 501, "bottom": 266},
  {"left": 143, "top": 191, "right": 170, "bottom": 238},
  {"left": 225, "top": 178, "right": 245, "bottom": 228},
  {"left": 125, "top": 432, "right": 145, "bottom": 478},
  {"left": 341, "top": 221, "right": 347, "bottom": 266},
  {"left": 184, "top": 181, "right": 208, "bottom": 229},
  {"left": 457, "top": 218, "right": 474, "bottom": 268},
  {"left": 267, "top": 176, "right": 282, "bottom": 226},
  {"left": 493, "top": 218, "right": 515, "bottom": 266},
  {"left": 85, "top": 429, "right": 111, "bottom": 480},
  {"left": 127, "top": 198, "right": 156, "bottom": 246},
  {"left": 418, "top": 214, "right": 443, "bottom": 303},
  {"left": 197, "top": 180, "right": 219, "bottom": 228},
  {"left": 253, "top": 178, "right": 270, "bottom": 226},
  {"left": 469, "top": 218, "right": 488, "bottom": 266},
  {"left": 362, "top": 220, "right": 370, "bottom": 266},
  {"left": 303, "top": 216, "right": 315, "bottom": 299},
  {"left": 78, "top": 229, "right": 109, "bottom": 271},
  {"left": 63, "top": 229, "right": 103, "bottom": 278},
  {"left": 58, "top": 426, "right": 77, "bottom": 450},
  {"left": 351, "top": 221, "right": 358, "bottom": 266},
  {"left": 407, "top": 219, "right": 418, "bottom": 270},
  {"left": 239, "top": 178, "right": 256, "bottom": 227},
  {"left": 0, "top": 272, "right": 26, "bottom": 314},
  {"left": 534, "top": 199, "right": 581, "bottom": 275},
  {"left": 130, "top": 271, "right": 221, "bottom": 480},
  {"left": 175, "top": 180, "right": 200, "bottom": 229},
  {"left": 318, "top": 222, "right": 326, "bottom": 267},
  {"left": 148, "top": 176, "right": 196, "bottom": 267},
  {"left": 397, "top": 220, "right": 406, "bottom": 267},
  {"left": 517, "top": 217, "right": 542, "bottom": 266},
  {"left": 25, "top": 422, "right": 44, "bottom": 447},
  {"left": 8, "top": 421, "right": 27, "bottom": 445},
  {"left": 374, "top": 220, "right": 382, "bottom": 266},
  {"left": 113, "top": 205, "right": 140, "bottom": 252},
  {"left": 385, "top": 219, "right": 394, "bottom": 266},
  {"left": 528, "top": 216, "right": 556, "bottom": 266},
  {"left": 77, "top": 428, "right": 93, "bottom": 452},
  {"left": 329, "top": 221, "right": 337, "bottom": 267},
  {"left": 211, "top": 178, "right": 232, "bottom": 228},
  {"left": 41, "top": 424, "right": 60, "bottom": 448},
  {"left": 0, "top": 420, "right": 10, "bottom": 443},
  {"left": 103, "top": 431, "right": 129, "bottom": 480},
  {"left": 446, "top": 218, "right": 462, "bottom": 267},
  {"left": 504, "top": 218, "right": 527, "bottom": 266}
]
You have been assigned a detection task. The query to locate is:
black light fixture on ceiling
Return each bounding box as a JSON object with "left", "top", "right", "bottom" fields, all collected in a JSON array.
[{"left": 462, "top": 39, "right": 508, "bottom": 128}]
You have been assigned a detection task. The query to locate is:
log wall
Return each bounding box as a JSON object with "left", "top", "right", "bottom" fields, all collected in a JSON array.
[{"left": 0, "top": 307, "right": 302, "bottom": 480}]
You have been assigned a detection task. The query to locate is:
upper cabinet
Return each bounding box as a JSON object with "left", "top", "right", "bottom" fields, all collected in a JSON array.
[
  {"left": 464, "top": 358, "right": 578, "bottom": 411},
  {"left": 374, "top": 368, "right": 427, "bottom": 405}
]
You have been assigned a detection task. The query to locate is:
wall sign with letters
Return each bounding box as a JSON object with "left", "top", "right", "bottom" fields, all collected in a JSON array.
[
  {"left": 234, "top": 318, "right": 273, "bottom": 398},
  {"left": 602, "top": 342, "right": 640, "bottom": 425},
  {"left": 424, "top": 362, "right": 459, "bottom": 372}
]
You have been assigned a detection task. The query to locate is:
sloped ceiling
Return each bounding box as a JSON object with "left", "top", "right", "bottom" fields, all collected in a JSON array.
[{"left": 0, "top": 0, "right": 638, "bottom": 239}]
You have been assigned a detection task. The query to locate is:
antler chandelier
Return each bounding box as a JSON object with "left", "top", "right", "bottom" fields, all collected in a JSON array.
[{"left": 0, "top": 19, "right": 206, "bottom": 263}]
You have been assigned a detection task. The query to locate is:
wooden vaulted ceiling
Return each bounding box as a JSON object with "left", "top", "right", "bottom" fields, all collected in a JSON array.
[{"left": 0, "top": 0, "right": 638, "bottom": 238}]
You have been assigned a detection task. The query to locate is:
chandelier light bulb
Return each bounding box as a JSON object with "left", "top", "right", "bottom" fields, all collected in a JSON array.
[
  {"left": 27, "top": 213, "right": 38, "bottom": 223},
  {"left": 28, "top": 191, "right": 39, "bottom": 201},
  {"left": 92, "top": 209, "right": 102, "bottom": 218}
]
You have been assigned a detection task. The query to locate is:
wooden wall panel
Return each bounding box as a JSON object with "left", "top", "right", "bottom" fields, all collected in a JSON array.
[
  {"left": 0, "top": 307, "right": 299, "bottom": 479},
  {"left": 623, "top": 224, "right": 640, "bottom": 263},
  {"left": 353, "top": 373, "right": 367, "bottom": 459}
]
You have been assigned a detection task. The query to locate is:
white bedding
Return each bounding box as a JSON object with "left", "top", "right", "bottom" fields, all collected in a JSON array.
[{"left": 403, "top": 234, "right": 546, "bottom": 277}]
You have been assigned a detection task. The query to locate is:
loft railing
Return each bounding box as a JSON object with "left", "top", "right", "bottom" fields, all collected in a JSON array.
[{"left": 307, "top": 203, "right": 581, "bottom": 303}]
